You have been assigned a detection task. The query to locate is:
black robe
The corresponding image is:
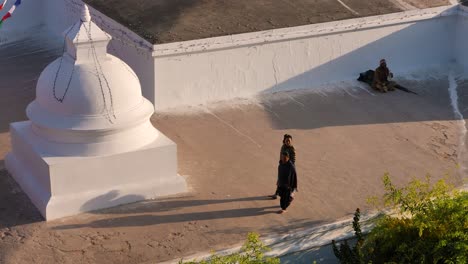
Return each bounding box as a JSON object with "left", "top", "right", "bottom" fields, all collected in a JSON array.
[{"left": 277, "top": 161, "right": 298, "bottom": 191}]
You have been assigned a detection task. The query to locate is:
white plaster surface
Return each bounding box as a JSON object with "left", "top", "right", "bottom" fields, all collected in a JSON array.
[
  {"left": 4, "top": 0, "right": 156, "bottom": 103},
  {"left": 4, "top": 2, "right": 464, "bottom": 110},
  {"left": 43, "top": 0, "right": 156, "bottom": 103},
  {"left": 455, "top": 5, "right": 468, "bottom": 72},
  {"left": 6, "top": 121, "right": 185, "bottom": 220},
  {"left": 153, "top": 6, "right": 458, "bottom": 110},
  {"left": 4, "top": 6, "right": 186, "bottom": 220},
  {"left": 26, "top": 11, "right": 159, "bottom": 157}
]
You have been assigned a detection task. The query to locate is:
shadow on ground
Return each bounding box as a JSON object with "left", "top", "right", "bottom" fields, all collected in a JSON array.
[
  {"left": 0, "top": 34, "right": 62, "bottom": 134},
  {"left": 84, "top": 193, "right": 274, "bottom": 214},
  {"left": 258, "top": 9, "right": 462, "bottom": 130},
  {"left": 54, "top": 205, "right": 279, "bottom": 230},
  {"left": 259, "top": 77, "right": 456, "bottom": 131},
  {"left": 0, "top": 168, "right": 43, "bottom": 229},
  {"left": 1, "top": 10, "right": 467, "bottom": 263}
]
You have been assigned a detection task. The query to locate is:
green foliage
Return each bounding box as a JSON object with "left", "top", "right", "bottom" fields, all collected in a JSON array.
[
  {"left": 335, "top": 174, "right": 468, "bottom": 264},
  {"left": 180, "top": 232, "right": 280, "bottom": 264},
  {"left": 332, "top": 208, "right": 365, "bottom": 264},
  {"left": 364, "top": 174, "right": 468, "bottom": 263}
]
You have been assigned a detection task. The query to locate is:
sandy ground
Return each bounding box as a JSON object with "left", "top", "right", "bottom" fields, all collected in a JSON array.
[
  {"left": 0, "top": 35, "right": 467, "bottom": 263},
  {"left": 82, "top": 0, "right": 450, "bottom": 44}
]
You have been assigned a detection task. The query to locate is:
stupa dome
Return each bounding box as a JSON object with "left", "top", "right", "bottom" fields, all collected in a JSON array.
[
  {"left": 25, "top": 4, "right": 158, "bottom": 156},
  {"left": 5, "top": 4, "right": 186, "bottom": 221}
]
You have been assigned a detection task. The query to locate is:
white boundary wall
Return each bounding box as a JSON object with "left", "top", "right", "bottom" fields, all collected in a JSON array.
[
  {"left": 456, "top": 5, "right": 468, "bottom": 72},
  {"left": 152, "top": 6, "right": 459, "bottom": 109},
  {"left": 1, "top": 2, "right": 466, "bottom": 110}
]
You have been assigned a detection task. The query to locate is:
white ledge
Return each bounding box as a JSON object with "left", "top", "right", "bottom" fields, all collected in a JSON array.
[
  {"left": 459, "top": 4, "right": 468, "bottom": 16},
  {"left": 152, "top": 5, "right": 459, "bottom": 57}
]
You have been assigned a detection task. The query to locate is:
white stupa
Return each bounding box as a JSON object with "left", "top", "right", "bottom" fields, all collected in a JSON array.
[{"left": 5, "top": 5, "right": 186, "bottom": 220}]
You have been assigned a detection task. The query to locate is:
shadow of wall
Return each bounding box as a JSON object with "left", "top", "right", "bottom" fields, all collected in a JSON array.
[
  {"left": 255, "top": 14, "right": 461, "bottom": 130},
  {"left": 153, "top": 8, "right": 460, "bottom": 109},
  {"left": 262, "top": 16, "right": 457, "bottom": 94},
  {"left": 0, "top": 35, "right": 63, "bottom": 134},
  {"left": 455, "top": 8, "right": 468, "bottom": 73}
]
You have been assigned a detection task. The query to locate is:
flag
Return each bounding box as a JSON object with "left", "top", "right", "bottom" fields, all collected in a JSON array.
[
  {"left": 0, "top": 0, "right": 8, "bottom": 10},
  {"left": 0, "top": 0, "right": 21, "bottom": 28}
]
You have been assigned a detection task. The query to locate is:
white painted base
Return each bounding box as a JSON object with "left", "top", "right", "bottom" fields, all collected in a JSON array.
[{"left": 5, "top": 121, "right": 186, "bottom": 220}]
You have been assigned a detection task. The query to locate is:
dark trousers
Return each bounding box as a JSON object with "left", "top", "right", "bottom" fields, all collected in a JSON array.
[{"left": 278, "top": 186, "right": 292, "bottom": 210}]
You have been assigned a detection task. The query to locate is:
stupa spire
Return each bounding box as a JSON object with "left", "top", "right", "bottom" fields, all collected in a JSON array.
[
  {"left": 64, "top": 3, "right": 110, "bottom": 61},
  {"left": 81, "top": 4, "right": 91, "bottom": 23}
]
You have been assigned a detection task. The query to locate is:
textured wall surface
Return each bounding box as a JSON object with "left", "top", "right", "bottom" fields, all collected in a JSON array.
[
  {"left": 455, "top": 6, "right": 468, "bottom": 73},
  {"left": 152, "top": 6, "right": 458, "bottom": 109},
  {"left": 1, "top": 2, "right": 465, "bottom": 110}
]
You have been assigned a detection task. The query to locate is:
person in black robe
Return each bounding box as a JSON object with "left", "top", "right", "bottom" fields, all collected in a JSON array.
[
  {"left": 270, "top": 134, "right": 296, "bottom": 199},
  {"left": 277, "top": 151, "right": 298, "bottom": 214}
]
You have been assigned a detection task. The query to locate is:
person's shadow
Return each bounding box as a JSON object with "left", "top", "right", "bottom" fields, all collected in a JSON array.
[
  {"left": 54, "top": 205, "right": 279, "bottom": 230},
  {"left": 82, "top": 191, "right": 276, "bottom": 215}
]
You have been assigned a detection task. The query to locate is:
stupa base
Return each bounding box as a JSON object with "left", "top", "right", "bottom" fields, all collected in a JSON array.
[{"left": 5, "top": 121, "right": 186, "bottom": 220}]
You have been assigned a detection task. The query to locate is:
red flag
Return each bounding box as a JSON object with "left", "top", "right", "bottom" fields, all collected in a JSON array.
[
  {"left": 1, "top": 12, "right": 11, "bottom": 21},
  {"left": 0, "top": 0, "right": 7, "bottom": 10},
  {"left": 0, "top": 0, "right": 21, "bottom": 28}
]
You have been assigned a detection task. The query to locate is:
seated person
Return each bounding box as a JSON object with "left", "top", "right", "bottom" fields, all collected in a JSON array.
[{"left": 372, "top": 59, "right": 396, "bottom": 93}]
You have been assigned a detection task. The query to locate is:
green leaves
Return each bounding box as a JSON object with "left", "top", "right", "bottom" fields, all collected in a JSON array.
[
  {"left": 180, "top": 232, "right": 280, "bottom": 264},
  {"left": 332, "top": 208, "right": 366, "bottom": 264},
  {"left": 334, "top": 174, "right": 467, "bottom": 264},
  {"left": 355, "top": 174, "right": 467, "bottom": 264}
]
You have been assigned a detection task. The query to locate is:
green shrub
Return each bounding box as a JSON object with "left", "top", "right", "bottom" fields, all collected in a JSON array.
[
  {"left": 332, "top": 208, "right": 365, "bottom": 264},
  {"left": 180, "top": 232, "right": 280, "bottom": 264},
  {"left": 334, "top": 174, "right": 468, "bottom": 264}
]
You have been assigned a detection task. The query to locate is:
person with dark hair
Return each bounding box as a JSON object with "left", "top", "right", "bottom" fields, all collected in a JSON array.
[
  {"left": 270, "top": 134, "right": 296, "bottom": 199},
  {"left": 280, "top": 134, "right": 296, "bottom": 164},
  {"left": 372, "top": 59, "right": 396, "bottom": 93},
  {"left": 276, "top": 151, "right": 298, "bottom": 214}
]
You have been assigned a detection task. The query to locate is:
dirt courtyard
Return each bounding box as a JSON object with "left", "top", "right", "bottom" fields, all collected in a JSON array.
[{"left": 0, "top": 35, "right": 467, "bottom": 264}]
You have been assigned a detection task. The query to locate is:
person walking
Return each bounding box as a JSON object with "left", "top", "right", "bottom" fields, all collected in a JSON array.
[
  {"left": 277, "top": 151, "right": 298, "bottom": 214},
  {"left": 270, "top": 134, "right": 296, "bottom": 199}
]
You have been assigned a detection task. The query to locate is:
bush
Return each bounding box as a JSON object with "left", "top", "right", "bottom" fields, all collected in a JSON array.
[
  {"left": 180, "top": 232, "right": 280, "bottom": 264},
  {"left": 332, "top": 208, "right": 365, "bottom": 264},
  {"left": 333, "top": 174, "right": 468, "bottom": 264}
]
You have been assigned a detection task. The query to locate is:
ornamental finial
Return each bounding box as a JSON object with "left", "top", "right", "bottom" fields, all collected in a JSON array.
[{"left": 81, "top": 4, "right": 91, "bottom": 22}]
